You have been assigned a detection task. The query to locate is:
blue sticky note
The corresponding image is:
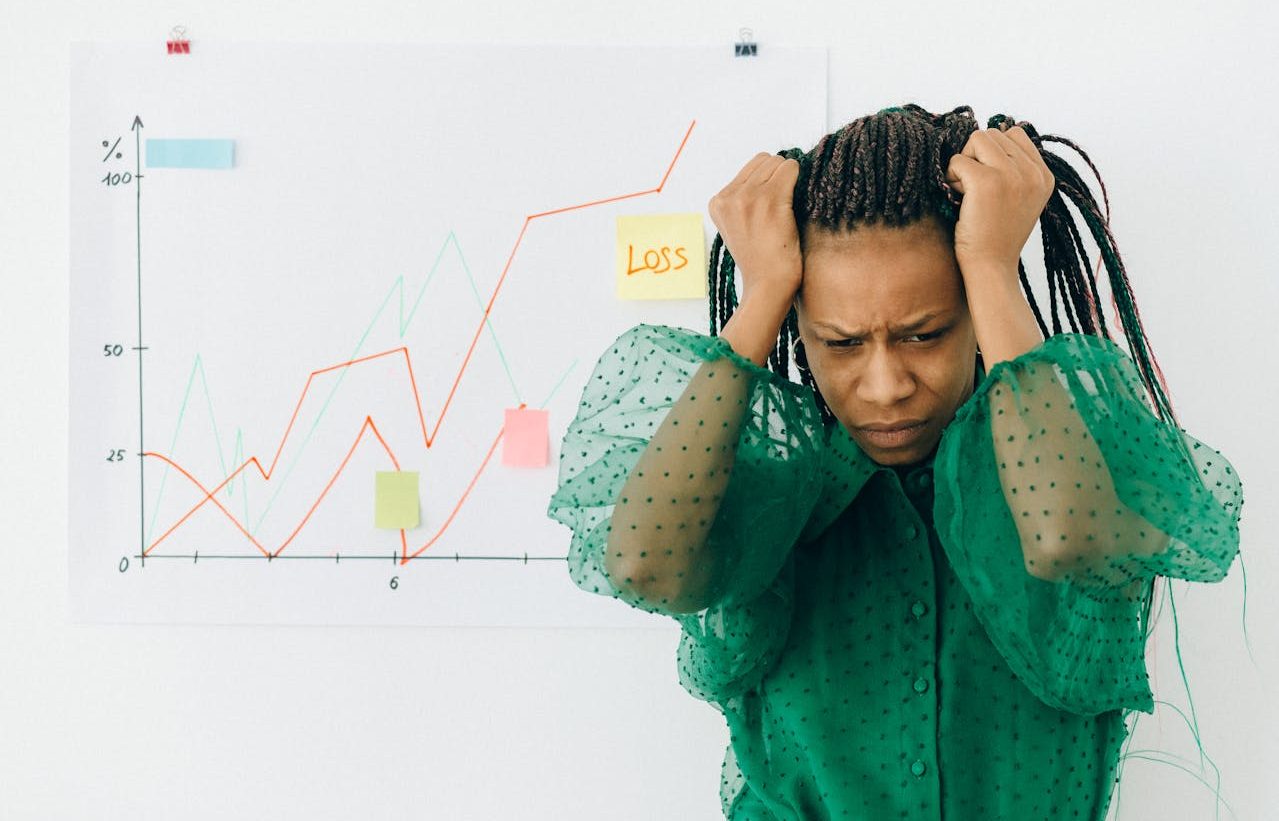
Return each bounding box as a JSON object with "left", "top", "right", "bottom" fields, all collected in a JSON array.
[{"left": 146, "top": 139, "right": 235, "bottom": 169}]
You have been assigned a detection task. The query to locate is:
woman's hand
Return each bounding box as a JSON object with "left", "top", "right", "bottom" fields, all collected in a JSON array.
[
  {"left": 944, "top": 125, "right": 1055, "bottom": 289},
  {"left": 707, "top": 152, "right": 804, "bottom": 304}
]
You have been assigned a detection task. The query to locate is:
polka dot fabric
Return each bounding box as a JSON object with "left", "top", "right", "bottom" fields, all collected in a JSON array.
[
  {"left": 934, "top": 332, "right": 1242, "bottom": 717},
  {"left": 547, "top": 323, "right": 827, "bottom": 701},
  {"left": 546, "top": 323, "right": 1243, "bottom": 820}
]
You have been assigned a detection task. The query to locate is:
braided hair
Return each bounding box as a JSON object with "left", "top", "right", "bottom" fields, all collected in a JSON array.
[
  {"left": 707, "top": 103, "right": 1177, "bottom": 433},
  {"left": 707, "top": 103, "right": 1177, "bottom": 645}
]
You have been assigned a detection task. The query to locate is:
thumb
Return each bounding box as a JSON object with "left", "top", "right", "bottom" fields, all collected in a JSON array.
[{"left": 945, "top": 153, "right": 980, "bottom": 195}]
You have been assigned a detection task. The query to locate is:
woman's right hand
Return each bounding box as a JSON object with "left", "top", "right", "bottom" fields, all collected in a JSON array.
[{"left": 707, "top": 152, "right": 804, "bottom": 304}]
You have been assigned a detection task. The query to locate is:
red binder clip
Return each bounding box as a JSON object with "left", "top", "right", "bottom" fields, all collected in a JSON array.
[{"left": 166, "top": 25, "right": 190, "bottom": 54}]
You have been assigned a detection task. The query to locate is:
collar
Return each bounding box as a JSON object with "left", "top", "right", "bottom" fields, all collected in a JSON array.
[{"left": 797, "top": 418, "right": 936, "bottom": 544}]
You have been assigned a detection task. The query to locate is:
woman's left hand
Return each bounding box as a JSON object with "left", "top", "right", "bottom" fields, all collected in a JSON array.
[{"left": 944, "top": 124, "right": 1056, "bottom": 288}]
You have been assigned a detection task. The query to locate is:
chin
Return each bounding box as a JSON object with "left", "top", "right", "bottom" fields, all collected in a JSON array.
[{"left": 862, "top": 446, "right": 925, "bottom": 467}]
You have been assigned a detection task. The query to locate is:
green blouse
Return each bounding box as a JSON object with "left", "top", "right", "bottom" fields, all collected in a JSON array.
[{"left": 546, "top": 322, "right": 1242, "bottom": 820}]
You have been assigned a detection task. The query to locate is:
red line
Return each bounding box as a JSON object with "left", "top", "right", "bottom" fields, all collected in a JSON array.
[
  {"left": 529, "top": 189, "right": 656, "bottom": 219},
  {"left": 143, "top": 452, "right": 271, "bottom": 557},
  {"left": 268, "top": 347, "right": 407, "bottom": 477},
  {"left": 273, "top": 416, "right": 402, "bottom": 557},
  {"left": 403, "top": 428, "right": 505, "bottom": 564},
  {"left": 145, "top": 346, "right": 431, "bottom": 554},
  {"left": 402, "top": 348, "right": 430, "bottom": 446},
  {"left": 144, "top": 454, "right": 269, "bottom": 553},
  {"left": 656, "top": 119, "right": 695, "bottom": 191},
  {"left": 145, "top": 413, "right": 402, "bottom": 557},
  {"left": 430, "top": 118, "right": 697, "bottom": 446},
  {"left": 142, "top": 120, "right": 696, "bottom": 559}
]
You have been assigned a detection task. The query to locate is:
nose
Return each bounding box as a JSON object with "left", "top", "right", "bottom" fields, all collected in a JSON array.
[{"left": 855, "top": 345, "right": 916, "bottom": 406}]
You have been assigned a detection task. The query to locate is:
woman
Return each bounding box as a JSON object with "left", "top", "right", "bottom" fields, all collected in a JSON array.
[{"left": 546, "top": 104, "right": 1242, "bottom": 820}]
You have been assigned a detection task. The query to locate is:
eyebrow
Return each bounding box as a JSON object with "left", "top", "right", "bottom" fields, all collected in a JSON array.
[{"left": 811, "top": 311, "right": 947, "bottom": 338}]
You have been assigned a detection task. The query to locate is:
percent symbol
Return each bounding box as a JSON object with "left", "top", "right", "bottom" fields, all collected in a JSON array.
[{"left": 101, "top": 137, "right": 122, "bottom": 162}]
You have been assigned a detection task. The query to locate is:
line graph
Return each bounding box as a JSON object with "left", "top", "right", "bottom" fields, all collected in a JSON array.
[
  {"left": 69, "top": 41, "right": 826, "bottom": 624},
  {"left": 139, "top": 121, "right": 697, "bottom": 566},
  {"left": 143, "top": 231, "right": 542, "bottom": 551}
]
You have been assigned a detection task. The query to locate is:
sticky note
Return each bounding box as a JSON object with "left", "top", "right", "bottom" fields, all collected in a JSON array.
[
  {"left": 146, "top": 138, "right": 235, "bottom": 169},
  {"left": 375, "top": 470, "right": 420, "bottom": 529},
  {"left": 615, "top": 213, "right": 706, "bottom": 300},
  {"left": 502, "top": 408, "right": 549, "bottom": 468}
]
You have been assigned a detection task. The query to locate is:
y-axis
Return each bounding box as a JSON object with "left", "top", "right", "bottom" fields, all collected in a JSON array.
[{"left": 132, "top": 115, "right": 146, "bottom": 568}]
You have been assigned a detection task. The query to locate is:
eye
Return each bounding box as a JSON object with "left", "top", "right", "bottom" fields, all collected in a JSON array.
[{"left": 824, "top": 329, "right": 947, "bottom": 348}]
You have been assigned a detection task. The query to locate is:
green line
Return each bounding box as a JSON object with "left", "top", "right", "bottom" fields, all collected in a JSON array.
[
  {"left": 398, "top": 231, "right": 453, "bottom": 335},
  {"left": 229, "top": 427, "right": 250, "bottom": 526},
  {"left": 147, "top": 228, "right": 563, "bottom": 543},
  {"left": 146, "top": 356, "right": 246, "bottom": 547},
  {"left": 452, "top": 231, "right": 522, "bottom": 405},
  {"left": 144, "top": 355, "right": 204, "bottom": 546},
  {"left": 539, "top": 358, "right": 579, "bottom": 408}
]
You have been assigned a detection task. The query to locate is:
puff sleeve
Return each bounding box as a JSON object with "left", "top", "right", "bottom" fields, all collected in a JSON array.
[
  {"left": 934, "top": 332, "right": 1243, "bottom": 717},
  {"left": 546, "top": 323, "right": 826, "bottom": 703}
]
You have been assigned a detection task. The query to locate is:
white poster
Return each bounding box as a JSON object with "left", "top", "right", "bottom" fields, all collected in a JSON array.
[{"left": 69, "top": 41, "right": 827, "bottom": 625}]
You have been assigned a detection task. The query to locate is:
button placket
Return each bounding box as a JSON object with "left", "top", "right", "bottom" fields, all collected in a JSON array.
[{"left": 885, "top": 470, "right": 938, "bottom": 798}]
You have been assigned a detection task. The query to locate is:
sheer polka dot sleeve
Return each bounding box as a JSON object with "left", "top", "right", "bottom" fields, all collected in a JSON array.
[
  {"left": 546, "top": 323, "right": 825, "bottom": 702},
  {"left": 933, "top": 332, "right": 1243, "bottom": 717}
]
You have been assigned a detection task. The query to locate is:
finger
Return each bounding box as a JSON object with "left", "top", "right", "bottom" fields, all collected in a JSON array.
[
  {"left": 989, "top": 128, "right": 1050, "bottom": 191},
  {"left": 729, "top": 152, "right": 774, "bottom": 186},
  {"left": 989, "top": 128, "right": 1036, "bottom": 169},
  {"left": 963, "top": 129, "right": 1016, "bottom": 170},
  {"left": 744, "top": 154, "right": 787, "bottom": 186},
  {"left": 981, "top": 129, "right": 1045, "bottom": 194},
  {"left": 1001, "top": 126, "right": 1039, "bottom": 164},
  {"left": 1003, "top": 127, "right": 1054, "bottom": 185},
  {"left": 945, "top": 153, "right": 982, "bottom": 194},
  {"left": 986, "top": 129, "right": 1026, "bottom": 166},
  {"left": 760, "top": 157, "right": 799, "bottom": 188}
]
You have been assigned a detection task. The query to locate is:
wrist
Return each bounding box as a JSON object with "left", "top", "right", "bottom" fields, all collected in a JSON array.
[
  {"left": 958, "top": 258, "right": 1022, "bottom": 299},
  {"left": 741, "top": 280, "right": 799, "bottom": 313},
  {"left": 721, "top": 287, "right": 796, "bottom": 367},
  {"left": 965, "top": 283, "right": 1043, "bottom": 368}
]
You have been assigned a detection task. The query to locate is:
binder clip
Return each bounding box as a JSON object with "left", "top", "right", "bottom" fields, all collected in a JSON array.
[
  {"left": 166, "top": 25, "right": 191, "bottom": 54},
  {"left": 734, "top": 28, "right": 757, "bottom": 57}
]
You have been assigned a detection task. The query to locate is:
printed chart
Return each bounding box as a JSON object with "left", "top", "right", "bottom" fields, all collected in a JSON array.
[{"left": 69, "top": 41, "right": 826, "bottom": 624}]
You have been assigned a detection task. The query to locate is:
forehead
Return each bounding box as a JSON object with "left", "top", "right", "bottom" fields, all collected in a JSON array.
[{"left": 800, "top": 221, "right": 964, "bottom": 331}]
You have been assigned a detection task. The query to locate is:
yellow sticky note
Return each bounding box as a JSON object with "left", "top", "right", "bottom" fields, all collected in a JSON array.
[
  {"left": 375, "top": 470, "right": 420, "bottom": 530},
  {"left": 502, "top": 407, "right": 549, "bottom": 468},
  {"left": 615, "top": 213, "right": 707, "bottom": 300}
]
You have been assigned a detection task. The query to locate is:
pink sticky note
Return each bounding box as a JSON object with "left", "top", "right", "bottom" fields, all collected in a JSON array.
[{"left": 502, "top": 408, "right": 549, "bottom": 467}]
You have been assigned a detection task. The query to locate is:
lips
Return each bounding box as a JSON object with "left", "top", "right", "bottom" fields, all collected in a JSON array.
[
  {"left": 858, "top": 419, "right": 927, "bottom": 432},
  {"left": 856, "top": 419, "right": 928, "bottom": 448}
]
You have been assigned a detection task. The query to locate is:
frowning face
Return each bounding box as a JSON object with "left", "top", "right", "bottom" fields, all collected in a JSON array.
[{"left": 794, "top": 216, "right": 980, "bottom": 467}]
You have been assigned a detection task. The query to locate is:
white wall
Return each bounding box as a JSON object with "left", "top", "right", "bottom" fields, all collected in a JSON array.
[{"left": 2, "top": 1, "right": 1275, "bottom": 819}]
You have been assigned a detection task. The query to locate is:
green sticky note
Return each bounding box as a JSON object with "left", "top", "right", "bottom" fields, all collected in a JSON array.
[{"left": 375, "top": 470, "right": 420, "bottom": 529}]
